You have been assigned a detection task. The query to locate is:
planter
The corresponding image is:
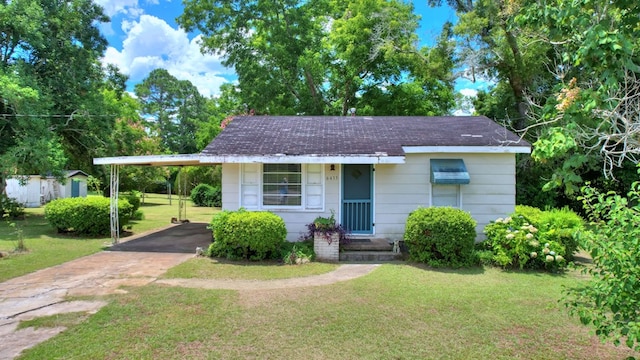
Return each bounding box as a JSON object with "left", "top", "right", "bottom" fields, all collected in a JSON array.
[{"left": 314, "top": 231, "right": 340, "bottom": 262}]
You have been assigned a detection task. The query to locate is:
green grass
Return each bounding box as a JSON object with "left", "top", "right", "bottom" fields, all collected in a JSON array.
[
  {"left": 0, "top": 194, "right": 219, "bottom": 282},
  {"left": 163, "top": 257, "right": 339, "bottom": 280},
  {"left": 17, "top": 265, "right": 640, "bottom": 359}
]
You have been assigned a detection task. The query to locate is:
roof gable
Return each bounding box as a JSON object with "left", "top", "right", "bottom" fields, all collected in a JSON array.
[{"left": 201, "top": 116, "right": 530, "bottom": 158}]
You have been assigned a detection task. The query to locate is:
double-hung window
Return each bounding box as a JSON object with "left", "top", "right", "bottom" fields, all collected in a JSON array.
[{"left": 241, "top": 163, "right": 323, "bottom": 210}]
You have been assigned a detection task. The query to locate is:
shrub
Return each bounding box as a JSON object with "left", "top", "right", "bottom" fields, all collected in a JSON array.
[
  {"left": 539, "top": 207, "right": 583, "bottom": 260},
  {"left": 481, "top": 215, "right": 566, "bottom": 271},
  {"left": 208, "top": 210, "right": 286, "bottom": 260},
  {"left": 120, "top": 191, "right": 141, "bottom": 219},
  {"left": 281, "top": 240, "right": 315, "bottom": 265},
  {"left": 481, "top": 206, "right": 583, "bottom": 271},
  {"left": 0, "top": 194, "right": 25, "bottom": 219},
  {"left": 403, "top": 207, "right": 477, "bottom": 268},
  {"left": 190, "top": 184, "right": 221, "bottom": 207},
  {"left": 45, "top": 197, "right": 132, "bottom": 236},
  {"left": 560, "top": 182, "right": 640, "bottom": 351}
]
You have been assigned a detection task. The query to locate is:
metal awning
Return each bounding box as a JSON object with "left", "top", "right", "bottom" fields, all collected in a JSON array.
[{"left": 430, "top": 159, "right": 470, "bottom": 184}]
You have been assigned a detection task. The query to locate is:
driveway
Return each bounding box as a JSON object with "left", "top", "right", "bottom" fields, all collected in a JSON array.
[
  {"left": 0, "top": 222, "right": 378, "bottom": 359},
  {"left": 109, "top": 222, "right": 212, "bottom": 253},
  {"left": 0, "top": 222, "right": 210, "bottom": 360}
]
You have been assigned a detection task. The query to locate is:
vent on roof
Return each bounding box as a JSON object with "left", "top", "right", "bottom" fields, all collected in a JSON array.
[
  {"left": 461, "top": 134, "right": 483, "bottom": 138},
  {"left": 430, "top": 159, "right": 470, "bottom": 184}
]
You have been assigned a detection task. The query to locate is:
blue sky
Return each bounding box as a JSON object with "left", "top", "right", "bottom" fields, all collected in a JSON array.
[{"left": 97, "top": 0, "right": 484, "bottom": 102}]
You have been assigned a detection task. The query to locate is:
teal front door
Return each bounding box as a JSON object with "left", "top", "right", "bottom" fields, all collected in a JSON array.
[{"left": 342, "top": 164, "right": 372, "bottom": 234}]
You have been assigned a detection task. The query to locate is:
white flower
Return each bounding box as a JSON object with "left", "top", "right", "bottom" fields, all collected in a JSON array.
[
  {"left": 504, "top": 217, "right": 512, "bottom": 223},
  {"left": 549, "top": 251, "right": 556, "bottom": 256},
  {"left": 543, "top": 247, "right": 550, "bottom": 255},
  {"left": 506, "top": 233, "right": 515, "bottom": 240},
  {"left": 546, "top": 255, "right": 554, "bottom": 262},
  {"left": 545, "top": 243, "right": 550, "bottom": 248},
  {"left": 526, "top": 233, "right": 534, "bottom": 239},
  {"left": 555, "top": 255, "right": 565, "bottom": 263},
  {"left": 530, "top": 252, "right": 538, "bottom": 258},
  {"left": 495, "top": 218, "right": 504, "bottom": 223}
]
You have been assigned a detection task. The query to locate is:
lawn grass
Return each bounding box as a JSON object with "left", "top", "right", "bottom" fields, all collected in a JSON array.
[
  {"left": 0, "top": 193, "right": 218, "bottom": 282},
  {"left": 163, "top": 257, "right": 339, "bottom": 280},
  {"left": 18, "top": 264, "right": 640, "bottom": 359}
]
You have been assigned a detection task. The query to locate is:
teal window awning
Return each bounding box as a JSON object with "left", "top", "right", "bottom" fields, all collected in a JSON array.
[{"left": 430, "top": 159, "right": 470, "bottom": 184}]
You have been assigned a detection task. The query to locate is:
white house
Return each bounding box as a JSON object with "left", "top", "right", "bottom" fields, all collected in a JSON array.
[
  {"left": 200, "top": 116, "right": 530, "bottom": 241},
  {"left": 5, "top": 170, "right": 89, "bottom": 207},
  {"left": 94, "top": 116, "right": 530, "bottom": 243}
]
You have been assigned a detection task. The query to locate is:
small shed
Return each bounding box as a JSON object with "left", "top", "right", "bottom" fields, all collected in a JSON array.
[{"left": 5, "top": 170, "right": 89, "bottom": 207}]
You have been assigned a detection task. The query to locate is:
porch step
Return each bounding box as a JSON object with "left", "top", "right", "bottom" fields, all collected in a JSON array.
[
  {"left": 339, "top": 251, "right": 403, "bottom": 262},
  {"left": 342, "top": 238, "right": 393, "bottom": 251}
]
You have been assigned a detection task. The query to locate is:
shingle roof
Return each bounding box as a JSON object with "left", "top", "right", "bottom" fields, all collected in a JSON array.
[{"left": 201, "top": 116, "right": 530, "bottom": 157}]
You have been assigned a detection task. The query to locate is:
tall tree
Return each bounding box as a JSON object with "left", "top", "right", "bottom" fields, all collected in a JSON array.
[
  {"left": 178, "top": 0, "right": 455, "bottom": 116},
  {"left": 430, "top": 0, "right": 556, "bottom": 130},
  {"left": 134, "top": 69, "right": 207, "bottom": 154},
  {"left": 0, "top": 0, "right": 114, "bottom": 189}
]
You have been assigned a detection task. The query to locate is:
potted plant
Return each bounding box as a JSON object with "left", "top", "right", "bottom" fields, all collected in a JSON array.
[{"left": 311, "top": 210, "right": 348, "bottom": 262}]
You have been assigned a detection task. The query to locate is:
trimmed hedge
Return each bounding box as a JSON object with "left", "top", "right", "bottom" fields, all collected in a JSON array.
[
  {"left": 45, "top": 197, "right": 132, "bottom": 236},
  {"left": 190, "top": 184, "right": 221, "bottom": 207},
  {"left": 120, "top": 191, "right": 141, "bottom": 219},
  {"left": 403, "top": 207, "right": 478, "bottom": 268},
  {"left": 208, "top": 209, "right": 286, "bottom": 260}
]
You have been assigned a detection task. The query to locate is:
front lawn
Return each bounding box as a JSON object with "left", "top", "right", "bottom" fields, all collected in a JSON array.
[
  {"left": 0, "top": 194, "right": 219, "bottom": 282},
  {"left": 17, "top": 264, "right": 640, "bottom": 359}
]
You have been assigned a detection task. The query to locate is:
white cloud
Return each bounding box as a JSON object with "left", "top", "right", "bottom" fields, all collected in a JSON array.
[
  {"left": 94, "top": 0, "right": 143, "bottom": 18},
  {"left": 102, "top": 15, "right": 233, "bottom": 97},
  {"left": 459, "top": 88, "right": 478, "bottom": 98}
]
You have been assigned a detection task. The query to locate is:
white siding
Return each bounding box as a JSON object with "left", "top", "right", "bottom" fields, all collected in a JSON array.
[
  {"left": 222, "top": 154, "right": 517, "bottom": 242},
  {"left": 374, "top": 153, "right": 516, "bottom": 241}
]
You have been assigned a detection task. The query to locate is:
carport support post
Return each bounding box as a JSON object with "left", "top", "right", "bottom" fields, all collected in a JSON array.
[{"left": 110, "top": 164, "right": 120, "bottom": 244}]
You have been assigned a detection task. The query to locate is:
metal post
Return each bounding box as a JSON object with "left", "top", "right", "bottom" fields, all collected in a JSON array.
[
  {"left": 177, "top": 167, "right": 187, "bottom": 222},
  {"left": 110, "top": 164, "right": 120, "bottom": 244}
]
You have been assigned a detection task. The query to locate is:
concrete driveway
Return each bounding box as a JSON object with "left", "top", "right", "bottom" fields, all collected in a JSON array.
[{"left": 0, "top": 222, "right": 210, "bottom": 359}]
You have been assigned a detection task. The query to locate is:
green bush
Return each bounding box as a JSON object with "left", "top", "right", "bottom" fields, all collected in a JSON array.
[
  {"left": 403, "top": 207, "right": 477, "bottom": 268},
  {"left": 482, "top": 215, "right": 566, "bottom": 271},
  {"left": 190, "top": 184, "right": 221, "bottom": 207},
  {"left": 539, "top": 207, "right": 583, "bottom": 260},
  {"left": 281, "top": 240, "right": 315, "bottom": 265},
  {"left": 515, "top": 205, "right": 544, "bottom": 226},
  {"left": 481, "top": 206, "right": 583, "bottom": 271},
  {"left": 44, "top": 197, "right": 132, "bottom": 236},
  {"left": 0, "top": 194, "right": 25, "bottom": 219},
  {"left": 208, "top": 210, "right": 286, "bottom": 260},
  {"left": 120, "top": 191, "right": 141, "bottom": 219}
]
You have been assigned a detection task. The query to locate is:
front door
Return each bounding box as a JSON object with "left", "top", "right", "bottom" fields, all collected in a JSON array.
[{"left": 342, "top": 164, "right": 372, "bottom": 234}]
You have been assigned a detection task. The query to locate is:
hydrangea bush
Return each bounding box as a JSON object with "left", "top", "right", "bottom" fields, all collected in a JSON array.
[{"left": 481, "top": 215, "right": 566, "bottom": 271}]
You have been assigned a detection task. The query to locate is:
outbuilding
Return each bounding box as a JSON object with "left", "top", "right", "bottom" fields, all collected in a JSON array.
[{"left": 5, "top": 170, "right": 89, "bottom": 207}]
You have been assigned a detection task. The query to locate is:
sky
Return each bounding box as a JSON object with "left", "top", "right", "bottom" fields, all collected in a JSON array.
[{"left": 96, "top": 0, "right": 484, "bottom": 103}]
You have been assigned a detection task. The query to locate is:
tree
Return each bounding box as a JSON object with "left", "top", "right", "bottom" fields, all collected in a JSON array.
[
  {"left": 518, "top": 0, "right": 640, "bottom": 193},
  {"left": 429, "top": 0, "right": 556, "bottom": 130},
  {"left": 135, "top": 69, "right": 207, "bottom": 154},
  {"left": 178, "top": 0, "right": 455, "bottom": 115},
  {"left": 0, "top": 0, "right": 115, "bottom": 191}
]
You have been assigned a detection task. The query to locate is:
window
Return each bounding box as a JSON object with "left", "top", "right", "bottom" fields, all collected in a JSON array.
[
  {"left": 263, "top": 164, "right": 302, "bottom": 206},
  {"left": 431, "top": 184, "right": 461, "bottom": 208},
  {"left": 241, "top": 163, "right": 324, "bottom": 210}
]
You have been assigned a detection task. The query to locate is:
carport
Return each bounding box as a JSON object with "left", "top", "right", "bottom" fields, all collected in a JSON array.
[
  {"left": 93, "top": 154, "right": 210, "bottom": 244},
  {"left": 108, "top": 222, "right": 212, "bottom": 253}
]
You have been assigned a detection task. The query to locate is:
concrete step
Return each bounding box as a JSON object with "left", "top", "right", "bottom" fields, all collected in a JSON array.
[
  {"left": 342, "top": 238, "right": 393, "bottom": 251},
  {"left": 339, "top": 251, "right": 403, "bottom": 262}
]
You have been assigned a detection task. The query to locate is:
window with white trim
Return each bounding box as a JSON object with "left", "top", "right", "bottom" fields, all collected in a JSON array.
[{"left": 241, "top": 164, "right": 324, "bottom": 210}]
